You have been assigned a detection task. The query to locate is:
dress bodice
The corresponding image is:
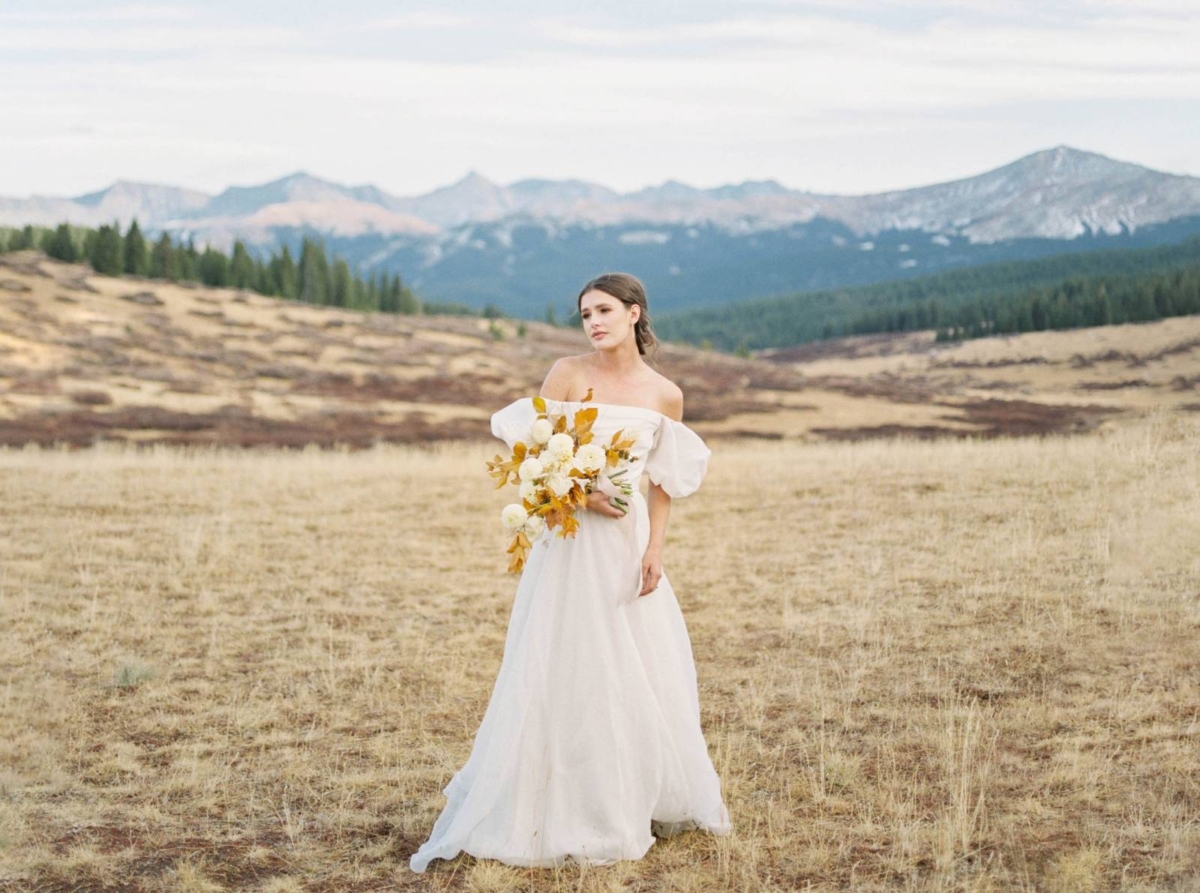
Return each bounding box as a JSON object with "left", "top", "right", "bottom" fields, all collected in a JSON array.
[{"left": 489, "top": 397, "right": 711, "bottom": 498}]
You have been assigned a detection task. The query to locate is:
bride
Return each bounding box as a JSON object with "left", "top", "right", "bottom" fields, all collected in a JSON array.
[{"left": 409, "top": 272, "right": 731, "bottom": 872}]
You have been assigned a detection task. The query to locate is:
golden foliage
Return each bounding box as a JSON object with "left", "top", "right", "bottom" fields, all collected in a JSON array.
[{"left": 486, "top": 388, "right": 632, "bottom": 573}]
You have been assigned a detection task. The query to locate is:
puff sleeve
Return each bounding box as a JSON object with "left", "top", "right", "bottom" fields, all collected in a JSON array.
[
  {"left": 644, "top": 418, "right": 712, "bottom": 498},
  {"left": 490, "top": 398, "right": 536, "bottom": 451}
]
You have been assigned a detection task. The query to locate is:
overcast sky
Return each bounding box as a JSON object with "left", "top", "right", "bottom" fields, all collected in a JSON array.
[{"left": 2, "top": 0, "right": 1197, "bottom": 199}]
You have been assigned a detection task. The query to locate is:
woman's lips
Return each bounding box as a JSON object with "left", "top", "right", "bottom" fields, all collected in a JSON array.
[{"left": 591, "top": 331, "right": 607, "bottom": 339}]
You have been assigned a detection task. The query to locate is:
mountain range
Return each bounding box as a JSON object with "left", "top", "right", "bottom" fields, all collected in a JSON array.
[{"left": 4, "top": 146, "right": 1200, "bottom": 317}]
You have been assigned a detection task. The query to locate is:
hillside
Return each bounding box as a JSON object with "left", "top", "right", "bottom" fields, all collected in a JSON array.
[{"left": 2, "top": 251, "right": 1199, "bottom": 448}]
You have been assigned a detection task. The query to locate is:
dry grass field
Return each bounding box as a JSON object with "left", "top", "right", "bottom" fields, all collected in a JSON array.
[
  {"left": 3, "top": 250, "right": 1200, "bottom": 889},
  {"left": 3, "top": 408, "right": 1199, "bottom": 891}
]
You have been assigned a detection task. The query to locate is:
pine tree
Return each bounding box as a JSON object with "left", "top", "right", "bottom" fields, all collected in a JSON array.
[
  {"left": 123, "top": 219, "right": 148, "bottom": 275},
  {"left": 298, "top": 238, "right": 330, "bottom": 304},
  {"left": 351, "top": 273, "right": 371, "bottom": 310},
  {"left": 254, "top": 257, "right": 271, "bottom": 295},
  {"left": 396, "top": 273, "right": 419, "bottom": 314},
  {"left": 229, "top": 240, "right": 256, "bottom": 289},
  {"left": 150, "top": 233, "right": 179, "bottom": 280},
  {"left": 198, "top": 246, "right": 229, "bottom": 286},
  {"left": 6, "top": 224, "right": 35, "bottom": 251},
  {"left": 379, "top": 274, "right": 400, "bottom": 313},
  {"left": 330, "top": 258, "right": 352, "bottom": 307},
  {"left": 273, "top": 245, "right": 299, "bottom": 299},
  {"left": 175, "top": 239, "right": 200, "bottom": 282},
  {"left": 47, "top": 223, "right": 78, "bottom": 262},
  {"left": 90, "top": 224, "right": 123, "bottom": 275}
]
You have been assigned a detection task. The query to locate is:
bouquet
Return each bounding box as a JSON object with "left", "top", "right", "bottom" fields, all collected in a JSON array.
[{"left": 487, "top": 389, "right": 637, "bottom": 573}]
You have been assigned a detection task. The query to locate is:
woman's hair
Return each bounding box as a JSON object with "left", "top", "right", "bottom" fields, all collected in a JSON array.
[{"left": 576, "top": 272, "right": 659, "bottom": 360}]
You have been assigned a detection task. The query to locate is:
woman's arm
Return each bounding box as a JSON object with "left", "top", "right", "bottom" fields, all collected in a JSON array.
[{"left": 639, "top": 387, "right": 685, "bottom": 596}]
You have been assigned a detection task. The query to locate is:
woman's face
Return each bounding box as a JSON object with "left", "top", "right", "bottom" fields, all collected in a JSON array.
[{"left": 579, "top": 289, "right": 638, "bottom": 352}]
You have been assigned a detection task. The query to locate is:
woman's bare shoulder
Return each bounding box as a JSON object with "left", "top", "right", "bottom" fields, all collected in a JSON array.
[
  {"left": 648, "top": 370, "right": 685, "bottom": 421},
  {"left": 539, "top": 354, "right": 590, "bottom": 400}
]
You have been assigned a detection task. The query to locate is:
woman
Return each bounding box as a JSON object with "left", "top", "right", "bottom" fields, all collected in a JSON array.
[{"left": 410, "top": 272, "right": 731, "bottom": 872}]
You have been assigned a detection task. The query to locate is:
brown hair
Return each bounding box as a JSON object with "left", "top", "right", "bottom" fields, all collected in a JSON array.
[{"left": 576, "top": 272, "right": 659, "bottom": 360}]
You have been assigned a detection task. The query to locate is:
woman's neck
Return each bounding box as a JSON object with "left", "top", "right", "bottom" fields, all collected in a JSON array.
[{"left": 591, "top": 343, "right": 643, "bottom": 377}]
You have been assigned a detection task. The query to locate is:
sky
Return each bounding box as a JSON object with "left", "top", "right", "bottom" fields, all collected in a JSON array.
[{"left": 1, "top": 0, "right": 1198, "bottom": 200}]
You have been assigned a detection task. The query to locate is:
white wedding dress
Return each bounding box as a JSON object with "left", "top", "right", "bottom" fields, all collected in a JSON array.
[{"left": 409, "top": 397, "right": 731, "bottom": 872}]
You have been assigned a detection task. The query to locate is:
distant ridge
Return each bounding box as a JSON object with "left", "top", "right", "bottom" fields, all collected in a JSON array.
[
  {"left": 4, "top": 146, "right": 1200, "bottom": 317},
  {"left": 3, "top": 146, "right": 1197, "bottom": 245}
]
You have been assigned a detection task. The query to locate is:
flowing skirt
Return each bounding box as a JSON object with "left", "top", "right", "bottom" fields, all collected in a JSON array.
[{"left": 409, "top": 491, "right": 731, "bottom": 872}]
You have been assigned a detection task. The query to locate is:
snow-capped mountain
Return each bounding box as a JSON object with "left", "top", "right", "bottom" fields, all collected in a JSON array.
[
  {"left": 4, "top": 146, "right": 1200, "bottom": 316},
  {"left": 4, "top": 146, "right": 1197, "bottom": 245},
  {"left": 816, "top": 146, "right": 1200, "bottom": 243}
]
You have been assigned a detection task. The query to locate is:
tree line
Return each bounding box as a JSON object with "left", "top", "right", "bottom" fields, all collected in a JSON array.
[
  {"left": 654, "top": 237, "right": 1200, "bottom": 351},
  {"left": 0, "top": 221, "right": 420, "bottom": 314},
  {"left": 846, "top": 267, "right": 1200, "bottom": 342}
]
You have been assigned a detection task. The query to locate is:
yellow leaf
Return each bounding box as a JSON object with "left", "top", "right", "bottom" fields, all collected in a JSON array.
[
  {"left": 533, "top": 396, "right": 547, "bottom": 413},
  {"left": 581, "top": 387, "right": 593, "bottom": 403},
  {"left": 514, "top": 442, "right": 527, "bottom": 460},
  {"left": 554, "top": 415, "right": 567, "bottom": 434},
  {"left": 508, "top": 548, "right": 526, "bottom": 574}
]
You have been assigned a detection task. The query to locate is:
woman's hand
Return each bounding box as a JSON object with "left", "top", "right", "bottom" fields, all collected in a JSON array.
[
  {"left": 639, "top": 545, "right": 663, "bottom": 597},
  {"left": 584, "top": 489, "right": 628, "bottom": 518}
]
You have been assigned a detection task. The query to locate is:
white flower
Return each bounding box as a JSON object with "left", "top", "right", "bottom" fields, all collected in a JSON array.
[
  {"left": 519, "top": 479, "right": 540, "bottom": 504},
  {"left": 546, "top": 472, "right": 573, "bottom": 498},
  {"left": 501, "top": 503, "right": 528, "bottom": 531},
  {"left": 575, "top": 443, "right": 606, "bottom": 473},
  {"left": 546, "top": 432, "right": 575, "bottom": 460},
  {"left": 523, "top": 514, "right": 545, "bottom": 540},
  {"left": 530, "top": 418, "right": 553, "bottom": 445},
  {"left": 518, "top": 456, "right": 544, "bottom": 481}
]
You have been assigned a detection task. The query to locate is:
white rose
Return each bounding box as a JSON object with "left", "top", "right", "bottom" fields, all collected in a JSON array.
[
  {"left": 523, "top": 514, "right": 545, "bottom": 540},
  {"left": 500, "top": 503, "right": 528, "bottom": 531},
  {"left": 518, "top": 456, "right": 544, "bottom": 481},
  {"left": 546, "top": 432, "right": 575, "bottom": 459},
  {"left": 519, "top": 479, "right": 540, "bottom": 504},
  {"left": 574, "top": 443, "right": 606, "bottom": 473},
  {"left": 530, "top": 418, "right": 553, "bottom": 445},
  {"left": 546, "top": 472, "right": 573, "bottom": 498}
]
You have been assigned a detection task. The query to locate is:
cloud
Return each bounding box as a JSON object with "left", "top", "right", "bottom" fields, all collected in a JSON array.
[
  {"left": 369, "top": 12, "right": 475, "bottom": 30},
  {"left": 0, "top": 2, "right": 1196, "bottom": 196},
  {"left": 0, "top": 5, "right": 196, "bottom": 24}
]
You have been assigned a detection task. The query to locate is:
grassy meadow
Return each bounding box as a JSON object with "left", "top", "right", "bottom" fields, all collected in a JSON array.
[{"left": 2, "top": 410, "right": 1198, "bottom": 891}]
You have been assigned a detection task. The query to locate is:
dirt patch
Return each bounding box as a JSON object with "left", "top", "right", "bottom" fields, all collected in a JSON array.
[
  {"left": 684, "top": 396, "right": 786, "bottom": 422},
  {"left": 933, "top": 356, "right": 1050, "bottom": 369},
  {"left": 949, "top": 398, "right": 1123, "bottom": 436},
  {"left": 120, "top": 290, "right": 163, "bottom": 306},
  {"left": 0, "top": 405, "right": 489, "bottom": 449},
  {"left": 813, "top": 399, "right": 1123, "bottom": 440},
  {"left": 1076, "top": 379, "right": 1153, "bottom": 391},
  {"left": 811, "top": 423, "right": 971, "bottom": 442},
  {"left": 68, "top": 389, "right": 113, "bottom": 406},
  {"left": 806, "top": 374, "right": 939, "bottom": 405},
  {"left": 761, "top": 330, "right": 938, "bottom": 363}
]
